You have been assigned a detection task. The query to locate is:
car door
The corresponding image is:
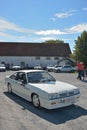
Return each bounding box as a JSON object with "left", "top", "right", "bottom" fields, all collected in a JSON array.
[
  {"left": 61, "top": 66, "right": 70, "bottom": 72},
  {"left": 65, "top": 66, "right": 72, "bottom": 72},
  {"left": 61, "top": 66, "right": 67, "bottom": 72},
  {"left": 15, "top": 72, "right": 30, "bottom": 100},
  {"left": 9, "top": 72, "right": 21, "bottom": 94}
]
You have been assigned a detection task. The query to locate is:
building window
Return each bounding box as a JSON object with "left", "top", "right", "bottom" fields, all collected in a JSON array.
[
  {"left": 35, "top": 56, "right": 40, "bottom": 60},
  {"left": 54, "top": 56, "right": 59, "bottom": 60},
  {"left": 46, "top": 57, "right": 50, "bottom": 60}
]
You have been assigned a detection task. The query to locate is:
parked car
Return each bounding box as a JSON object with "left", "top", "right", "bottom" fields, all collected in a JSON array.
[
  {"left": 46, "top": 65, "right": 55, "bottom": 71},
  {"left": 54, "top": 65, "right": 76, "bottom": 73},
  {"left": 0, "top": 64, "right": 6, "bottom": 72},
  {"left": 34, "top": 65, "right": 43, "bottom": 70},
  {"left": 11, "top": 65, "right": 21, "bottom": 70},
  {"left": 53, "top": 65, "right": 62, "bottom": 72},
  {"left": 5, "top": 70, "right": 80, "bottom": 109}
]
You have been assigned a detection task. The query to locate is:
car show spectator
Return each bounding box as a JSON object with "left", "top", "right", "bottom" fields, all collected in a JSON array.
[{"left": 77, "top": 61, "right": 85, "bottom": 80}]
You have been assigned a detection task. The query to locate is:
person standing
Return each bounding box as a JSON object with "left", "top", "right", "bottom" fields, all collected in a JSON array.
[{"left": 77, "top": 61, "right": 85, "bottom": 80}]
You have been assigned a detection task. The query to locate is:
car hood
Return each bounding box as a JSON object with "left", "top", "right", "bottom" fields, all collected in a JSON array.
[{"left": 29, "top": 81, "right": 78, "bottom": 94}]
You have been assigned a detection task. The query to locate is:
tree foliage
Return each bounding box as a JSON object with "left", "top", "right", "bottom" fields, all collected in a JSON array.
[
  {"left": 44, "top": 39, "right": 64, "bottom": 44},
  {"left": 73, "top": 31, "right": 87, "bottom": 68}
]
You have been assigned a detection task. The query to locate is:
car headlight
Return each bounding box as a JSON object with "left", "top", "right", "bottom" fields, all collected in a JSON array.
[
  {"left": 49, "top": 93, "right": 60, "bottom": 100},
  {"left": 74, "top": 89, "right": 80, "bottom": 94}
]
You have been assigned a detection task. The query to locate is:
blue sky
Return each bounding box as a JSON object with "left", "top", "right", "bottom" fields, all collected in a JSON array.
[{"left": 0, "top": 0, "right": 87, "bottom": 51}]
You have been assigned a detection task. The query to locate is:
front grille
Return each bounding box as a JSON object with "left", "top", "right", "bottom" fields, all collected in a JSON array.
[
  {"left": 60, "top": 93, "right": 67, "bottom": 98},
  {"left": 59, "top": 91, "right": 74, "bottom": 98},
  {"left": 69, "top": 91, "right": 74, "bottom": 96}
]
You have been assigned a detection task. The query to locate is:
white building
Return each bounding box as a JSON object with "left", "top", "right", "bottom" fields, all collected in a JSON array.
[{"left": 0, "top": 42, "right": 73, "bottom": 68}]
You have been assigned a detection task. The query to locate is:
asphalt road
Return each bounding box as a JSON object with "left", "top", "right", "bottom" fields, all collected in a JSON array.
[{"left": 0, "top": 71, "right": 87, "bottom": 130}]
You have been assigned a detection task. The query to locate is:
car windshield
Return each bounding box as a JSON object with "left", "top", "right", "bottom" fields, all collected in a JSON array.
[{"left": 27, "top": 71, "right": 56, "bottom": 83}]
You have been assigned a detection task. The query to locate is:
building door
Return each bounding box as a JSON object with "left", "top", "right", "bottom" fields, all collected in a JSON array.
[{"left": 20, "top": 62, "right": 25, "bottom": 69}]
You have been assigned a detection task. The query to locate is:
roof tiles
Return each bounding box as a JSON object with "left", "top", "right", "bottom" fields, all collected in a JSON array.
[{"left": 0, "top": 42, "right": 71, "bottom": 57}]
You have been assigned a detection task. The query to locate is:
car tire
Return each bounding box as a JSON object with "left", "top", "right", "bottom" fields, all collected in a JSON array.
[
  {"left": 7, "top": 83, "right": 12, "bottom": 93},
  {"left": 32, "top": 94, "right": 40, "bottom": 108},
  {"left": 70, "top": 70, "right": 74, "bottom": 73},
  {"left": 57, "top": 69, "right": 61, "bottom": 73}
]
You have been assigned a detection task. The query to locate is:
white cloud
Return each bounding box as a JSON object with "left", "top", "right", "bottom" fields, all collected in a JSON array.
[
  {"left": 54, "top": 9, "right": 76, "bottom": 18},
  {"left": 55, "top": 12, "right": 71, "bottom": 18},
  {"left": 65, "top": 24, "right": 87, "bottom": 33},
  {"left": 35, "top": 29, "right": 65, "bottom": 35},
  {"left": 0, "top": 39, "right": 6, "bottom": 42},
  {"left": 83, "top": 8, "right": 87, "bottom": 11},
  {"left": 0, "top": 18, "right": 34, "bottom": 33},
  {"left": 0, "top": 31, "right": 11, "bottom": 37},
  {"left": 37, "top": 37, "right": 56, "bottom": 41},
  {"left": 0, "top": 19, "right": 23, "bottom": 32},
  {"left": 0, "top": 17, "right": 87, "bottom": 43},
  {"left": 35, "top": 23, "right": 87, "bottom": 36}
]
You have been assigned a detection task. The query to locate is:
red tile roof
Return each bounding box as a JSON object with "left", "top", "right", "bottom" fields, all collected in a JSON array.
[{"left": 0, "top": 42, "right": 71, "bottom": 57}]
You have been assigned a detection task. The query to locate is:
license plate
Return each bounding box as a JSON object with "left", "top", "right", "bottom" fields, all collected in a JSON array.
[{"left": 59, "top": 97, "right": 75, "bottom": 103}]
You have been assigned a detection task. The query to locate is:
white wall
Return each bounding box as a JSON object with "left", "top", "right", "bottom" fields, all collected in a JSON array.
[{"left": 0, "top": 56, "right": 59, "bottom": 68}]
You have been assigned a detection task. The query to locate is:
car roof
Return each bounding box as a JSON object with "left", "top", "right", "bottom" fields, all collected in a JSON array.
[{"left": 18, "top": 69, "right": 45, "bottom": 73}]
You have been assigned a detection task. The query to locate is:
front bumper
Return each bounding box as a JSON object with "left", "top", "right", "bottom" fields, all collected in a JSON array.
[
  {"left": 40, "top": 94, "right": 80, "bottom": 109},
  {"left": 0, "top": 69, "right": 6, "bottom": 72}
]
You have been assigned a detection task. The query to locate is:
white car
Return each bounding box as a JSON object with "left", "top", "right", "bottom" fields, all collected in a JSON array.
[
  {"left": 34, "top": 65, "right": 43, "bottom": 70},
  {"left": 53, "top": 65, "right": 62, "bottom": 72},
  {"left": 5, "top": 70, "right": 80, "bottom": 109},
  {"left": 0, "top": 64, "right": 6, "bottom": 72},
  {"left": 46, "top": 65, "right": 55, "bottom": 71},
  {"left": 54, "top": 65, "right": 76, "bottom": 73},
  {"left": 46, "top": 65, "right": 61, "bottom": 72},
  {"left": 11, "top": 65, "right": 21, "bottom": 70}
]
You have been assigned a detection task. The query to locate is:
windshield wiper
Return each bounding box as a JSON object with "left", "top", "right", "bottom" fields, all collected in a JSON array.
[
  {"left": 29, "top": 80, "right": 40, "bottom": 83},
  {"left": 40, "top": 78, "right": 48, "bottom": 82},
  {"left": 40, "top": 78, "right": 56, "bottom": 82}
]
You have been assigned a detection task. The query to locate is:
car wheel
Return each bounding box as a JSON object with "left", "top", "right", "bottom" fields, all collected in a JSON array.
[
  {"left": 7, "top": 83, "right": 12, "bottom": 93},
  {"left": 70, "top": 70, "right": 74, "bottom": 73},
  {"left": 32, "top": 94, "right": 40, "bottom": 108},
  {"left": 57, "top": 69, "right": 61, "bottom": 73}
]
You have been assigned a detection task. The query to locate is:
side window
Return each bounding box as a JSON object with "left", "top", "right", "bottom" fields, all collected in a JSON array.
[
  {"left": 22, "top": 73, "right": 27, "bottom": 84},
  {"left": 10, "top": 72, "right": 18, "bottom": 80},
  {"left": 17, "top": 72, "right": 27, "bottom": 84}
]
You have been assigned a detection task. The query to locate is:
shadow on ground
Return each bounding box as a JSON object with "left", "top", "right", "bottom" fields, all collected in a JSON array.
[{"left": 4, "top": 92, "right": 87, "bottom": 125}]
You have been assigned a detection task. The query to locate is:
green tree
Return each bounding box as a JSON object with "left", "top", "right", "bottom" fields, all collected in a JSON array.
[
  {"left": 73, "top": 31, "right": 87, "bottom": 68},
  {"left": 44, "top": 39, "right": 64, "bottom": 44}
]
